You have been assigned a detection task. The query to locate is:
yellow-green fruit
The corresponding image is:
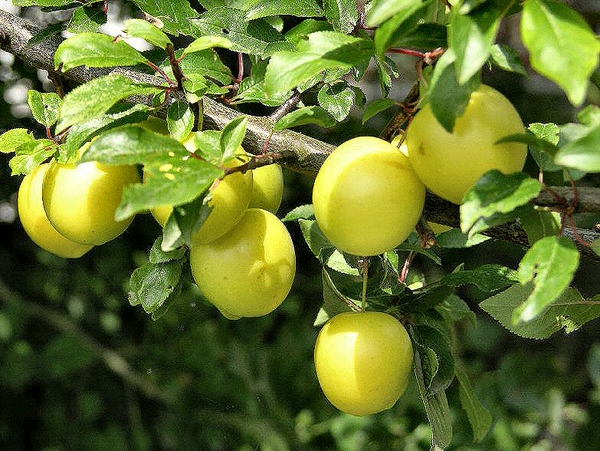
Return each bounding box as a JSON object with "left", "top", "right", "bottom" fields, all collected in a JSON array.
[
  {"left": 406, "top": 84, "right": 527, "bottom": 204},
  {"left": 190, "top": 208, "right": 296, "bottom": 318},
  {"left": 149, "top": 158, "right": 253, "bottom": 245},
  {"left": 314, "top": 311, "right": 413, "bottom": 416},
  {"left": 248, "top": 164, "right": 284, "bottom": 213},
  {"left": 42, "top": 160, "right": 140, "bottom": 245},
  {"left": 17, "top": 164, "right": 93, "bottom": 258},
  {"left": 312, "top": 136, "right": 425, "bottom": 256}
]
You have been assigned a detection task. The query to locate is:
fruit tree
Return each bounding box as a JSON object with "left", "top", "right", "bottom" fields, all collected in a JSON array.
[{"left": 0, "top": 1, "right": 599, "bottom": 449}]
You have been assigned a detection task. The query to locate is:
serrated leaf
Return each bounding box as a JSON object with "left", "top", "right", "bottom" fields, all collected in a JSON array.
[
  {"left": 481, "top": 284, "right": 600, "bottom": 339},
  {"left": 449, "top": 5, "right": 501, "bottom": 84},
  {"left": 128, "top": 258, "right": 185, "bottom": 316},
  {"left": 519, "top": 209, "right": 561, "bottom": 245},
  {"left": 410, "top": 323, "right": 455, "bottom": 394},
  {"left": 27, "top": 90, "right": 61, "bottom": 127},
  {"left": 323, "top": 0, "right": 358, "bottom": 33},
  {"left": 489, "top": 44, "right": 527, "bottom": 75},
  {"left": 461, "top": 171, "right": 542, "bottom": 235},
  {"left": 167, "top": 101, "right": 194, "bottom": 142},
  {"left": 317, "top": 82, "right": 354, "bottom": 121},
  {"left": 274, "top": 106, "right": 336, "bottom": 131},
  {"left": 55, "top": 33, "right": 148, "bottom": 72},
  {"left": 413, "top": 349, "right": 453, "bottom": 449},
  {"left": 428, "top": 50, "right": 481, "bottom": 132},
  {"left": 282, "top": 204, "right": 314, "bottom": 222},
  {"left": 362, "top": 98, "right": 397, "bottom": 124},
  {"left": 521, "top": 0, "right": 600, "bottom": 106},
  {"left": 56, "top": 74, "right": 162, "bottom": 133},
  {"left": 131, "top": 0, "right": 199, "bottom": 35},
  {"left": 191, "top": 7, "right": 291, "bottom": 57},
  {"left": 456, "top": 365, "right": 492, "bottom": 442},
  {"left": 245, "top": 0, "right": 322, "bottom": 21},
  {"left": 67, "top": 6, "right": 106, "bottom": 33},
  {"left": 182, "top": 36, "right": 232, "bottom": 56},
  {"left": 442, "top": 264, "right": 519, "bottom": 292},
  {"left": 264, "top": 31, "right": 373, "bottom": 96},
  {"left": 9, "top": 139, "right": 56, "bottom": 175},
  {"left": 554, "top": 123, "right": 600, "bottom": 172},
  {"left": 0, "top": 128, "right": 35, "bottom": 154},
  {"left": 513, "top": 236, "right": 579, "bottom": 323},
  {"left": 124, "top": 18, "right": 172, "bottom": 49},
  {"left": 220, "top": 116, "right": 247, "bottom": 161}
]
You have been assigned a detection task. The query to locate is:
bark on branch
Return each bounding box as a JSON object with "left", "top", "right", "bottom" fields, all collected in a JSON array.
[{"left": 0, "top": 10, "right": 598, "bottom": 261}]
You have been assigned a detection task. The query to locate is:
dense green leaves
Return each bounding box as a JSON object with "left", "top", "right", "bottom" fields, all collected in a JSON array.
[
  {"left": 131, "top": 0, "right": 199, "bottom": 35},
  {"left": 521, "top": 0, "right": 600, "bottom": 106}
]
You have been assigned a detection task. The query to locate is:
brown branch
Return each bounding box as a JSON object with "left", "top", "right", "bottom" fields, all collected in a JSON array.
[{"left": 0, "top": 10, "right": 599, "bottom": 261}]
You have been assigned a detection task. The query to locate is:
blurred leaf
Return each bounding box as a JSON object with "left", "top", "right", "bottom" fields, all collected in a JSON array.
[
  {"left": 124, "top": 18, "right": 172, "bottom": 49},
  {"left": 461, "top": 171, "right": 542, "bottom": 236},
  {"left": 323, "top": 0, "right": 357, "bottom": 33},
  {"left": 245, "top": 0, "right": 322, "bottom": 20},
  {"left": 521, "top": 0, "right": 600, "bottom": 106},
  {"left": 456, "top": 365, "right": 492, "bottom": 442},
  {"left": 577, "top": 104, "right": 600, "bottom": 126},
  {"left": 13, "top": 0, "right": 73, "bottom": 5},
  {"left": 554, "top": 123, "right": 600, "bottom": 172},
  {"left": 519, "top": 209, "right": 561, "bottom": 245},
  {"left": 317, "top": 82, "right": 354, "bottom": 122},
  {"left": 274, "top": 106, "right": 336, "bottom": 131},
  {"left": 167, "top": 100, "right": 194, "bottom": 142},
  {"left": 42, "top": 334, "right": 96, "bottom": 378},
  {"left": 362, "top": 98, "right": 397, "bottom": 124},
  {"left": 449, "top": 4, "right": 501, "bottom": 84},
  {"left": 442, "top": 264, "right": 519, "bottom": 292},
  {"left": 282, "top": 204, "right": 314, "bottom": 222},
  {"left": 56, "top": 74, "right": 162, "bottom": 133},
  {"left": 265, "top": 31, "right": 373, "bottom": 96},
  {"left": 481, "top": 284, "right": 600, "bottom": 339},
  {"left": 27, "top": 90, "right": 61, "bottom": 128},
  {"left": 514, "top": 236, "right": 579, "bottom": 323},
  {"left": 55, "top": 33, "right": 148, "bottom": 72},
  {"left": 0, "top": 128, "right": 35, "bottom": 154},
  {"left": 131, "top": 0, "right": 199, "bottom": 35},
  {"left": 489, "top": 44, "right": 527, "bottom": 75},
  {"left": 192, "top": 7, "right": 291, "bottom": 57},
  {"left": 593, "top": 238, "right": 600, "bottom": 258},
  {"left": 414, "top": 348, "right": 453, "bottom": 449}
]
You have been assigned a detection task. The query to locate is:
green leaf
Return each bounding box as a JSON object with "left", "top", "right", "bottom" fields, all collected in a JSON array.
[
  {"left": 367, "top": 0, "right": 422, "bottom": 27},
  {"left": 131, "top": 0, "right": 199, "bottom": 35},
  {"left": 41, "top": 335, "right": 96, "bottom": 378},
  {"left": 399, "top": 286, "right": 454, "bottom": 313},
  {"left": 362, "top": 98, "right": 397, "bottom": 124},
  {"left": 449, "top": 5, "right": 501, "bottom": 84},
  {"left": 192, "top": 7, "right": 291, "bottom": 57},
  {"left": 489, "top": 44, "right": 527, "bottom": 75},
  {"left": 593, "top": 238, "right": 600, "bottom": 258},
  {"left": 67, "top": 6, "right": 106, "bottom": 34},
  {"left": 455, "top": 365, "right": 492, "bottom": 442},
  {"left": 525, "top": 122, "right": 561, "bottom": 171},
  {"left": 129, "top": 258, "right": 185, "bottom": 317},
  {"left": 435, "top": 228, "right": 490, "bottom": 248},
  {"left": 410, "top": 323, "right": 455, "bottom": 394},
  {"left": 13, "top": 0, "right": 73, "bottom": 5},
  {"left": 298, "top": 219, "right": 335, "bottom": 262},
  {"left": 442, "top": 264, "right": 519, "bottom": 293},
  {"left": 521, "top": 0, "right": 600, "bottom": 106},
  {"left": 245, "top": 0, "right": 322, "bottom": 20},
  {"left": 264, "top": 31, "right": 373, "bottom": 96},
  {"left": 9, "top": 139, "right": 56, "bottom": 175},
  {"left": 234, "top": 60, "right": 289, "bottom": 106},
  {"left": 162, "top": 194, "right": 213, "bottom": 250},
  {"left": 282, "top": 204, "right": 314, "bottom": 222},
  {"left": 414, "top": 349, "right": 453, "bottom": 449},
  {"left": 220, "top": 116, "right": 247, "bottom": 161},
  {"left": 461, "top": 171, "right": 542, "bottom": 235},
  {"left": 428, "top": 50, "right": 481, "bottom": 132},
  {"left": 27, "top": 90, "right": 61, "bottom": 127},
  {"left": 390, "top": 23, "right": 447, "bottom": 51},
  {"left": 182, "top": 36, "right": 233, "bottom": 56},
  {"left": 148, "top": 237, "right": 186, "bottom": 264},
  {"left": 315, "top": 268, "right": 359, "bottom": 326},
  {"left": 519, "top": 209, "right": 561, "bottom": 245},
  {"left": 323, "top": 0, "right": 358, "bottom": 33},
  {"left": 554, "top": 123, "right": 600, "bottom": 172},
  {"left": 56, "top": 74, "right": 162, "bottom": 133},
  {"left": 166, "top": 101, "right": 194, "bottom": 142},
  {"left": 513, "top": 236, "right": 579, "bottom": 323},
  {"left": 317, "top": 82, "right": 354, "bottom": 122},
  {"left": 0, "top": 128, "right": 35, "bottom": 154},
  {"left": 55, "top": 33, "right": 148, "bottom": 72},
  {"left": 124, "top": 18, "right": 172, "bottom": 49},
  {"left": 274, "top": 106, "right": 336, "bottom": 131},
  {"left": 481, "top": 284, "right": 600, "bottom": 339}
]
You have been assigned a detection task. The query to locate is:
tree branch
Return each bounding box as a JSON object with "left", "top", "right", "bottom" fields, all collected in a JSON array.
[{"left": 0, "top": 10, "right": 598, "bottom": 261}]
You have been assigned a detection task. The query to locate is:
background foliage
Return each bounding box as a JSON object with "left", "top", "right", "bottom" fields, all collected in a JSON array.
[{"left": 0, "top": 1, "right": 599, "bottom": 450}]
